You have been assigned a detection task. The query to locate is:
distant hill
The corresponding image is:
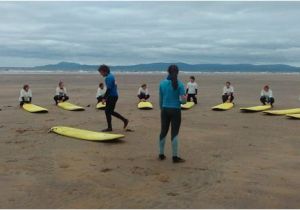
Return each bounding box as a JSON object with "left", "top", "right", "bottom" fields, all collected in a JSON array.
[
  {"left": 1, "top": 61, "right": 300, "bottom": 72},
  {"left": 33, "top": 61, "right": 97, "bottom": 71}
]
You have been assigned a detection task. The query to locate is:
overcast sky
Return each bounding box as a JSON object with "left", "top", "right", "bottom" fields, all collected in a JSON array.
[{"left": 1, "top": 1, "right": 300, "bottom": 67}]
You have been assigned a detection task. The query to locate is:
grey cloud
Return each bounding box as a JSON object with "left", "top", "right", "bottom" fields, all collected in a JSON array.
[{"left": 0, "top": 2, "right": 300, "bottom": 67}]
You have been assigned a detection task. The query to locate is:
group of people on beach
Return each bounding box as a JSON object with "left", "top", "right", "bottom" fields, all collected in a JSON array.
[{"left": 19, "top": 64, "right": 275, "bottom": 163}]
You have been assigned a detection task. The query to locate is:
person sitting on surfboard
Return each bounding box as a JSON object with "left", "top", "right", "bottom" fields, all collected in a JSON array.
[
  {"left": 158, "top": 65, "right": 187, "bottom": 163},
  {"left": 54, "top": 81, "right": 69, "bottom": 105},
  {"left": 222, "top": 81, "right": 234, "bottom": 103},
  {"left": 96, "top": 83, "right": 107, "bottom": 103},
  {"left": 19, "top": 84, "right": 32, "bottom": 107},
  {"left": 137, "top": 84, "right": 150, "bottom": 102},
  {"left": 260, "top": 85, "right": 274, "bottom": 106},
  {"left": 98, "top": 64, "right": 129, "bottom": 132},
  {"left": 186, "top": 76, "right": 198, "bottom": 104}
]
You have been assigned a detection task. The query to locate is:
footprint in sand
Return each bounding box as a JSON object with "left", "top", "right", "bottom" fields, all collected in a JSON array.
[
  {"left": 101, "top": 168, "right": 112, "bottom": 172},
  {"left": 212, "top": 154, "right": 221, "bottom": 158},
  {"left": 167, "top": 192, "right": 178, "bottom": 196},
  {"left": 6, "top": 159, "right": 18, "bottom": 163},
  {"left": 59, "top": 163, "right": 70, "bottom": 169},
  {"left": 8, "top": 198, "right": 15, "bottom": 202},
  {"left": 131, "top": 166, "right": 157, "bottom": 176},
  {"left": 14, "top": 140, "right": 25, "bottom": 144},
  {"left": 15, "top": 128, "right": 34, "bottom": 134},
  {"left": 156, "top": 175, "right": 170, "bottom": 183}
]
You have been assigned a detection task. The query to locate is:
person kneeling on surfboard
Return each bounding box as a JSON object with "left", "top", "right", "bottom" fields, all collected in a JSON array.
[
  {"left": 222, "top": 81, "right": 234, "bottom": 103},
  {"left": 19, "top": 84, "right": 32, "bottom": 107},
  {"left": 158, "top": 65, "right": 187, "bottom": 163},
  {"left": 137, "top": 84, "right": 150, "bottom": 102},
  {"left": 186, "top": 76, "right": 198, "bottom": 104},
  {"left": 98, "top": 65, "right": 129, "bottom": 132},
  {"left": 96, "top": 83, "right": 107, "bottom": 103},
  {"left": 260, "top": 85, "right": 274, "bottom": 106}
]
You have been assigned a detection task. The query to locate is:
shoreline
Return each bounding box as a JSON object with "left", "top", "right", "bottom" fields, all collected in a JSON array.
[{"left": 2, "top": 71, "right": 300, "bottom": 75}]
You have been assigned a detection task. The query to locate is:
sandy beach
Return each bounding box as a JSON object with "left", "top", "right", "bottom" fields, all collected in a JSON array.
[{"left": 0, "top": 73, "right": 300, "bottom": 208}]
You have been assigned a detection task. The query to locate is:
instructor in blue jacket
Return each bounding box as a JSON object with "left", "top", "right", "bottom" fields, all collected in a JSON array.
[
  {"left": 158, "top": 65, "right": 187, "bottom": 163},
  {"left": 98, "top": 64, "right": 129, "bottom": 132}
]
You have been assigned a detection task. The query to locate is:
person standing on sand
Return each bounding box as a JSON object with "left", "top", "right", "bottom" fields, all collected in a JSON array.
[
  {"left": 98, "top": 64, "right": 129, "bottom": 132},
  {"left": 158, "top": 65, "right": 187, "bottom": 163}
]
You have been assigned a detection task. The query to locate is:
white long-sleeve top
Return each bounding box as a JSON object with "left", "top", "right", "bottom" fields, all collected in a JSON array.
[
  {"left": 137, "top": 87, "right": 149, "bottom": 95},
  {"left": 96, "top": 87, "right": 107, "bottom": 98},
  {"left": 186, "top": 82, "right": 198, "bottom": 94},
  {"left": 19, "top": 89, "right": 32, "bottom": 102},
  {"left": 56, "top": 87, "right": 67, "bottom": 96},
  {"left": 223, "top": 86, "right": 234, "bottom": 95},
  {"left": 261, "top": 89, "right": 273, "bottom": 98}
]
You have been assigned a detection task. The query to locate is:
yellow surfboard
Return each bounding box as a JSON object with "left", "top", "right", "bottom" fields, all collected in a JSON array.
[
  {"left": 240, "top": 105, "right": 272, "bottom": 112},
  {"left": 181, "top": 102, "right": 195, "bottom": 110},
  {"left": 286, "top": 114, "right": 300, "bottom": 119},
  {"left": 50, "top": 126, "right": 125, "bottom": 141},
  {"left": 263, "top": 108, "right": 300, "bottom": 115},
  {"left": 23, "top": 103, "right": 48, "bottom": 113},
  {"left": 138, "top": 101, "right": 153, "bottom": 110},
  {"left": 212, "top": 102, "right": 234, "bottom": 111},
  {"left": 96, "top": 102, "right": 106, "bottom": 110},
  {"left": 58, "top": 102, "right": 84, "bottom": 111}
]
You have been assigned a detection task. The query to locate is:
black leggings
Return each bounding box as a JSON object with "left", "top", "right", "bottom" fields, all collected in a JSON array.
[
  {"left": 20, "top": 97, "right": 32, "bottom": 106},
  {"left": 105, "top": 96, "right": 127, "bottom": 129},
  {"left": 160, "top": 108, "right": 181, "bottom": 139},
  {"left": 54, "top": 95, "right": 69, "bottom": 105},
  {"left": 138, "top": 93, "right": 150, "bottom": 100},
  {"left": 97, "top": 96, "right": 104, "bottom": 103},
  {"left": 260, "top": 96, "right": 274, "bottom": 105},
  {"left": 222, "top": 94, "right": 234, "bottom": 103},
  {"left": 187, "top": 94, "right": 197, "bottom": 104},
  {"left": 159, "top": 108, "right": 181, "bottom": 157}
]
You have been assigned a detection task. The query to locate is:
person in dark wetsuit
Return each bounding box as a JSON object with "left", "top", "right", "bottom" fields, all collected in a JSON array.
[
  {"left": 98, "top": 64, "right": 129, "bottom": 132},
  {"left": 158, "top": 65, "right": 187, "bottom": 163}
]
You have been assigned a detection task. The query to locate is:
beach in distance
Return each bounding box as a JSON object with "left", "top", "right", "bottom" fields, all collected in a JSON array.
[{"left": 0, "top": 73, "right": 300, "bottom": 208}]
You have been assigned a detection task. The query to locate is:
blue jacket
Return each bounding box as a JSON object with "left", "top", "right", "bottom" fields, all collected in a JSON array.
[
  {"left": 159, "top": 78, "right": 185, "bottom": 109},
  {"left": 104, "top": 73, "right": 118, "bottom": 97}
]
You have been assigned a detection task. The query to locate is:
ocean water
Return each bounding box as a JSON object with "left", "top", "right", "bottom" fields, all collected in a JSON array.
[{"left": 1, "top": 69, "right": 300, "bottom": 75}]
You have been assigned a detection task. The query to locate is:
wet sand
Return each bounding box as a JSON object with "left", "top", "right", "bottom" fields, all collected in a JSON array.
[{"left": 0, "top": 73, "right": 300, "bottom": 208}]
